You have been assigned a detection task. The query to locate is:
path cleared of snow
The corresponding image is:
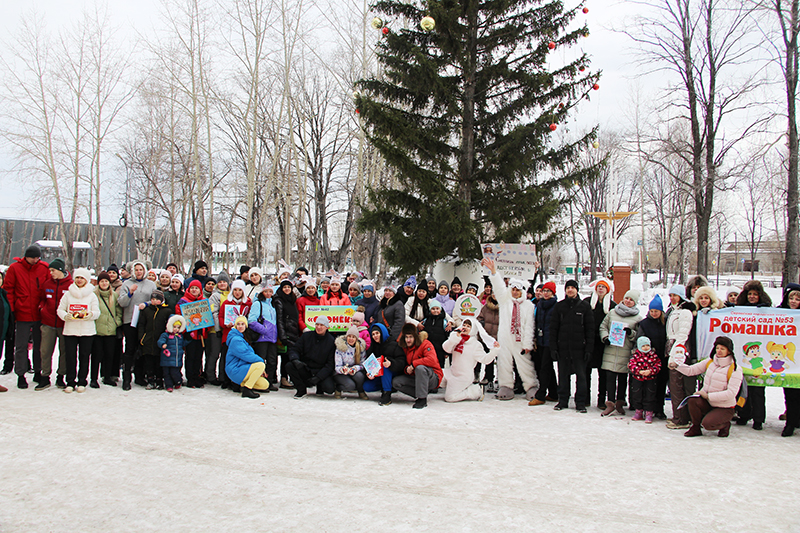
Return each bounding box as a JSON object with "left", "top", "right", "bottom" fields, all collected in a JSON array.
[{"left": 1, "top": 374, "right": 798, "bottom": 532}]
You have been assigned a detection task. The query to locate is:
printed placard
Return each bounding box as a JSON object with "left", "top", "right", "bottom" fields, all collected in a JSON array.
[
  {"left": 303, "top": 305, "right": 357, "bottom": 332},
  {"left": 481, "top": 242, "right": 538, "bottom": 278},
  {"left": 179, "top": 300, "right": 215, "bottom": 332}
]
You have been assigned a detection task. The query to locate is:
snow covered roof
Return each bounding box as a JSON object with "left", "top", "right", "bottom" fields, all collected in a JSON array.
[
  {"left": 212, "top": 242, "right": 247, "bottom": 253},
  {"left": 36, "top": 240, "right": 92, "bottom": 250}
]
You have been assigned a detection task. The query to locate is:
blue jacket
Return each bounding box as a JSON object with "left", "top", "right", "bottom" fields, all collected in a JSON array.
[
  {"left": 247, "top": 298, "right": 277, "bottom": 343},
  {"left": 158, "top": 331, "right": 186, "bottom": 367},
  {"left": 225, "top": 328, "right": 264, "bottom": 385}
]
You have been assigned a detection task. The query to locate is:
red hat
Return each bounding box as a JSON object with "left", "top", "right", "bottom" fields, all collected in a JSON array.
[{"left": 543, "top": 281, "right": 557, "bottom": 294}]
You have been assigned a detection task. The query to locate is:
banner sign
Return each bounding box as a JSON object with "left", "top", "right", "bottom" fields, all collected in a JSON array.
[
  {"left": 481, "top": 243, "right": 538, "bottom": 279},
  {"left": 179, "top": 300, "right": 215, "bottom": 332},
  {"left": 696, "top": 307, "right": 799, "bottom": 388},
  {"left": 304, "top": 305, "right": 358, "bottom": 333}
]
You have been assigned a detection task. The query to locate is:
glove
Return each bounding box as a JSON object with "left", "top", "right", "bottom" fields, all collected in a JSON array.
[
  {"left": 603, "top": 338, "right": 610, "bottom": 345},
  {"left": 309, "top": 376, "right": 320, "bottom": 386}
]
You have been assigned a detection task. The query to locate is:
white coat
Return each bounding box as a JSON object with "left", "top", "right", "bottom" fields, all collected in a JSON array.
[
  {"left": 442, "top": 322, "right": 498, "bottom": 402},
  {"left": 490, "top": 271, "right": 537, "bottom": 391},
  {"left": 57, "top": 282, "right": 101, "bottom": 337}
]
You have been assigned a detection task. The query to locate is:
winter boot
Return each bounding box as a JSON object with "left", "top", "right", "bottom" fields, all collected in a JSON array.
[
  {"left": 56, "top": 375, "right": 66, "bottom": 389},
  {"left": 380, "top": 391, "right": 392, "bottom": 406},
  {"left": 601, "top": 400, "right": 615, "bottom": 416},
  {"left": 122, "top": 379, "right": 131, "bottom": 391},
  {"left": 644, "top": 411, "right": 654, "bottom": 424},
  {"left": 145, "top": 378, "right": 156, "bottom": 390},
  {"left": 34, "top": 377, "right": 51, "bottom": 391},
  {"left": 17, "top": 375, "right": 28, "bottom": 389},
  {"left": 334, "top": 391, "right": 342, "bottom": 399},
  {"left": 782, "top": 425, "right": 795, "bottom": 437},
  {"left": 102, "top": 377, "right": 117, "bottom": 387},
  {"left": 718, "top": 423, "right": 731, "bottom": 438},
  {"left": 413, "top": 398, "right": 427, "bottom": 409},
  {"left": 631, "top": 409, "right": 644, "bottom": 421},
  {"left": 684, "top": 425, "right": 702, "bottom": 437},
  {"left": 89, "top": 380, "right": 100, "bottom": 389},
  {"left": 241, "top": 387, "right": 260, "bottom": 399},
  {"left": 615, "top": 400, "right": 626, "bottom": 415},
  {"left": 358, "top": 391, "right": 369, "bottom": 400},
  {"left": 495, "top": 386, "right": 515, "bottom": 400}
]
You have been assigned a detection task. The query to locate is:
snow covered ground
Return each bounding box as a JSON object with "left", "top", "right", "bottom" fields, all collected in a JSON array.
[{"left": 1, "top": 373, "right": 798, "bottom": 532}]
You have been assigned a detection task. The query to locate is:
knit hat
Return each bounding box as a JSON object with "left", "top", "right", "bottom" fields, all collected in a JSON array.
[
  {"left": 321, "top": 276, "right": 332, "bottom": 284},
  {"left": 279, "top": 279, "right": 293, "bottom": 291},
  {"left": 171, "top": 273, "right": 185, "bottom": 284},
  {"left": 361, "top": 283, "right": 374, "bottom": 292},
  {"left": 106, "top": 264, "right": 119, "bottom": 274},
  {"left": 668, "top": 285, "right": 686, "bottom": 301},
  {"left": 302, "top": 275, "right": 317, "bottom": 288},
  {"left": 259, "top": 281, "right": 274, "bottom": 294},
  {"left": 451, "top": 276, "right": 463, "bottom": 287},
  {"left": 726, "top": 286, "right": 741, "bottom": 298},
  {"left": 216, "top": 271, "right": 231, "bottom": 285},
  {"left": 404, "top": 276, "right": 417, "bottom": 288},
  {"left": 49, "top": 258, "right": 67, "bottom": 275},
  {"left": 193, "top": 260, "right": 208, "bottom": 273},
  {"left": 415, "top": 283, "right": 428, "bottom": 293},
  {"left": 231, "top": 280, "right": 247, "bottom": 293},
  {"left": 150, "top": 290, "right": 165, "bottom": 302},
  {"left": 24, "top": 244, "right": 41, "bottom": 258},
  {"left": 352, "top": 311, "right": 365, "bottom": 324},
  {"left": 542, "top": 281, "right": 557, "bottom": 294},
  {"left": 429, "top": 299, "right": 442, "bottom": 309},
  {"left": 593, "top": 278, "right": 614, "bottom": 294},
  {"left": 482, "top": 275, "right": 492, "bottom": 288},
  {"left": 239, "top": 265, "right": 251, "bottom": 276},
  {"left": 97, "top": 271, "right": 111, "bottom": 283},
  {"left": 466, "top": 282, "right": 479, "bottom": 293},
  {"left": 713, "top": 336, "right": 735, "bottom": 357},
  {"left": 624, "top": 289, "right": 641, "bottom": 304},
  {"left": 637, "top": 336, "right": 651, "bottom": 350},
  {"left": 565, "top": 279, "right": 579, "bottom": 291},
  {"left": 346, "top": 325, "right": 359, "bottom": 338},
  {"left": 165, "top": 262, "right": 179, "bottom": 272},
  {"left": 248, "top": 267, "right": 263, "bottom": 280},
  {"left": 234, "top": 315, "right": 249, "bottom": 327},
  {"left": 349, "top": 282, "right": 362, "bottom": 294},
  {"left": 649, "top": 294, "right": 664, "bottom": 312},
  {"left": 73, "top": 267, "right": 91, "bottom": 281},
  {"left": 315, "top": 315, "right": 330, "bottom": 326},
  {"left": 438, "top": 280, "right": 450, "bottom": 291}
]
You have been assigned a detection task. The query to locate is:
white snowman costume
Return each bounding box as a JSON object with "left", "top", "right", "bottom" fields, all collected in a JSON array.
[
  {"left": 491, "top": 271, "right": 538, "bottom": 399},
  {"left": 442, "top": 319, "right": 498, "bottom": 402}
]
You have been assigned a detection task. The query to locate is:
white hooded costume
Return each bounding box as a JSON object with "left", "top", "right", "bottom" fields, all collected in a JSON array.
[
  {"left": 491, "top": 271, "right": 538, "bottom": 399},
  {"left": 442, "top": 319, "right": 498, "bottom": 402}
]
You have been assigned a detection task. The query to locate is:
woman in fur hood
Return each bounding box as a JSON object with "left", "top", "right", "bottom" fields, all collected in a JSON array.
[
  {"left": 57, "top": 268, "right": 101, "bottom": 392},
  {"left": 333, "top": 326, "right": 368, "bottom": 399}
]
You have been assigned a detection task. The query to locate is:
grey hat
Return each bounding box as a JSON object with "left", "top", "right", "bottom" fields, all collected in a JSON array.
[{"left": 315, "top": 315, "right": 330, "bottom": 326}]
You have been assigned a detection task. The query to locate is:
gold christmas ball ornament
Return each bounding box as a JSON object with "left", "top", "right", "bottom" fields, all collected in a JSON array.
[
  {"left": 371, "top": 17, "right": 383, "bottom": 29},
  {"left": 592, "top": 141, "right": 600, "bottom": 149},
  {"left": 420, "top": 16, "right": 435, "bottom": 31}
]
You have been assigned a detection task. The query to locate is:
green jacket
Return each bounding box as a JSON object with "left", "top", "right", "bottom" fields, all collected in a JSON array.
[{"left": 94, "top": 287, "right": 123, "bottom": 336}]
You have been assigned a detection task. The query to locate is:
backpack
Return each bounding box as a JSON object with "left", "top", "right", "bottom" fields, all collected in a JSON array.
[{"left": 705, "top": 359, "right": 747, "bottom": 407}]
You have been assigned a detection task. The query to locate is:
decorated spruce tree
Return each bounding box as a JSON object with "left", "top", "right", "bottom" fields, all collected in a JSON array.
[{"left": 355, "top": 0, "right": 601, "bottom": 274}]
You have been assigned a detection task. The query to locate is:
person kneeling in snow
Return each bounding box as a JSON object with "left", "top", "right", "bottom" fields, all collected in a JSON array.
[
  {"left": 481, "top": 258, "right": 538, "bottom": 401},
  {"left": 392, "top": 323, "right": 443, "bottom": 409},
  {"left": 225, "top": 315, "right": 270, "bottom": 399},
  {"left": 441, "top": 319, "right": 498, "bottom": 402},
  {"left": 286, "top": 315, "right": 337, "bottom": 398}
]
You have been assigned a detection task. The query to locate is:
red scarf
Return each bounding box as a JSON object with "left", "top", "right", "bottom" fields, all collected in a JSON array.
[
  {"left": 454, "top": 334, "right": 470, "bottom": 354},
  {"left": 511, "top": 300, "right": 522, "bottom": 342}
]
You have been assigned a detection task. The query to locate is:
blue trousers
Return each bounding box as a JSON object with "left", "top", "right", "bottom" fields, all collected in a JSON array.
[{"left": 362, "top": 368, "right": 394, "bottom": 392}]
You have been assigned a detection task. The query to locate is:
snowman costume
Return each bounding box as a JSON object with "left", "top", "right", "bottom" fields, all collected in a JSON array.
[
  {"left": 491, "top": 271, "right": 538, "bottom": 399},
  {"left": 441, "top": 319, "right": 498, "bottom": 402}
]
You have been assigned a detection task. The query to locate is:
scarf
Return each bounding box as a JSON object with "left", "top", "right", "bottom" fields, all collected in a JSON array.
[
  {"left": 454, "top": 333, "right": 470, "bottom": 354},
  {"left": 511, "top": 299, "right": 523, "bottom": 342},
  {"left": 614, "top": 302, "right": 640, "bottom": 317}
]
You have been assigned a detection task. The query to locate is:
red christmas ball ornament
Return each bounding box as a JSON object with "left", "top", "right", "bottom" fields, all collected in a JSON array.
[
  {"left": 355, "top": 109, "right": 360, "bottom": 114},
  {"left": 382, "top": 27, "right": 389, "bottom": 35},
  {"left": 579, "top": 66, "right": 586, "bottom": 72},
  {"left": 592, "top": 83, "right": 600, "bottom": 90},
  {"left": 583, "top": 7, "right": 589, "bottom": 14},
  {"left": 548, "top": 41, "right": 556, "bottom": 50},
  {"left": 549, "top": 123, "right": 557, "bottom": 131},
  {"left": 558, "top": 102, "right": 564, "bottom": 109}
]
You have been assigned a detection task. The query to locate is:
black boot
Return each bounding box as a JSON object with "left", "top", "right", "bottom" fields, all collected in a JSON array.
[
  {"left": 413, "top": 398, "right": 427, "bottom": 409},
  {"left": 102, "top": 377, "right": 117, "bottom": 387},
  {"left": 241, "top": 387, "right": 260, "bottom": 399},
  {"left": 782, "top": 425, "right": 795, "bottom": 437},
  {"left": 56, "top": 375, "right": 66, "bottom": 389},
  {"left": 17, "top": 375, "right": 28, "bottom": 389},
  {"left": 380, "top": 391, "right": 392, "bottom": 406},
  {"left": 34, "top": 377, "right": 51, "bottom": 391},
  {"left": 122, "top": 380, "right": 131, "bottom": 391}
]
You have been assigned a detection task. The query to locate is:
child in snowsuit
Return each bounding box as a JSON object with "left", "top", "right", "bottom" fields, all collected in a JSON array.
[
  {"left": 137, "top": 290, "right": 172, "bottom": 389},
  {"left": 441, "top": 319, "right": 498, "bottom": 402},
  {"left": 159, "top": 315, "right": 186, "bottom": 392},
  {"left": 628, "top": 336, "right": 662, "bottom": 423}
]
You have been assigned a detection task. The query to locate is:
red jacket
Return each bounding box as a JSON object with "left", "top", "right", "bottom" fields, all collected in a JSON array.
[
  {"left": 296, "top": 293, "right": 320, "bottom": 332},
  {"left": 628, "top": 349, "right": 662, "bottom": 381},
  {"left": 401, "top": 337, "right": 443, "bottom": 386},
  {"left": 320, "top": 291, "right": 351, "bottom": 306},
  {"left": 218, "top": 297, "right": 252, "bottom": 343},
  {"left": 39, "top": 273, "right": 73, "bottom": 328},
  {"left": 4, "top": 257, "right": 50, "bottom": 322}
]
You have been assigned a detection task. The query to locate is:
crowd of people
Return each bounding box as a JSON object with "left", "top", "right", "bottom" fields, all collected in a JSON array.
[{"left": 0, "top": 244, "right": 798, "bottom": 437}]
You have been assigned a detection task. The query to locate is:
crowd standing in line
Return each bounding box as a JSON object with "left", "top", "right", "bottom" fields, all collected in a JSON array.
[{"left": 0, "top": 244, "right": 798, "bottom": 437}]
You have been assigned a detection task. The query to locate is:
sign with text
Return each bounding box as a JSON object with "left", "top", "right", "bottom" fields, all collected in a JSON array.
[
  {"left": 696, "top": 307, "right": 799, "bottom": 388},
  {"left": 179, "top": 300, "right": 215, "bottom": 332},
  {"left": 481, "top": 243, "right": 538, "bottom": 279},
  {"left": 303, "top": 305, "right": 358, "bottom": 333}
]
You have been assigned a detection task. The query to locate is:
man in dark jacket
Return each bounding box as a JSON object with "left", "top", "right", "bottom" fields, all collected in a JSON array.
[
  {"left": 37, "top": 259, "right": 72, "bottom": 390},
  {"left": 529, "top": 281, "right": 558, "bottom": 405},
  {"left": 4, "top": 244, "right": 50, "bottom": 389},
  {"left": 287, "top": 315, "right": 336, "bottom": 398},
  {"left": 549, "top": 279, "right": 594, "bottom": 412}
]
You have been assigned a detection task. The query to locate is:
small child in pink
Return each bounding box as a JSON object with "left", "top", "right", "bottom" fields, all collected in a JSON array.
[
  {"left": 350, "top": 309, "right": 371, "bottom": 350},
  {"left": 628, "top": 336, "right": 661, "bottom": 423}
]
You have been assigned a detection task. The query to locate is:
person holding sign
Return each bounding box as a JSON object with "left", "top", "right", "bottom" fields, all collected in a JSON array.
[
  {"left": 482, "top": 258, "right": 537, "bottom": 401},
  {"left": 218, "top": 280, "right": 252, "bottom": 390},
  {"left": 778, "top": 283, "right": 800, "bottom": 437},
  {"left": 363, "top": 323, "right": 407, "bottom": 405},
  {"left": 671, "top": 336, "right": 743, "bottom": 438},
  {"left": 56, "top": 268, "right": 100, "bottom": 393},
  {"left": 176, "top": 280, "right": 211, "bottom": 388},
  {"left": 287, "top": 315, "right": 337, "bottom": 398},
  {"left": 734, "top": 280, "right": 773, "bottom": 430},
  {"left": 598, "top": 290, "right": 642, "bottom": 416},
  {"left": 665, "top": 286, "right": 696, "bottom": 429},
  {"left": 118, "top": 260, "right": 157, "bottom": 390},
  {"left": 441, "top": 319, "right": 498, "bottom": 402}
]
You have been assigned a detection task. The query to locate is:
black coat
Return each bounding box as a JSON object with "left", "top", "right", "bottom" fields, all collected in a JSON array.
[
  {"left": 636, "top": 316, "right": 667, "bottom": 360},
  {"left": 549, "top": 296, "right": 594, "bottom": 366},
  {"left": 366, "top": 337, "right": 406, "bottom": 375},
  {"left": 0, "top": 288, "right": 13, "bottom": 342},
  {"left": 535, "top": 297, "right": 557, "bottom": 347},
  {"left": 274, "top": 294, "right": 300, "bottom": 348},
  {"left": 376, "top": 298, "right": 405, "bottom": 339},
  {"left": 422, "top": 313, "right": 449, "bottom": 363},
  {"left": 288, "top": 330, "right": 335, "bottom": 380}
]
